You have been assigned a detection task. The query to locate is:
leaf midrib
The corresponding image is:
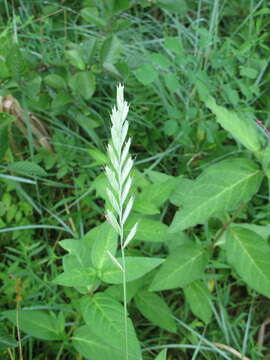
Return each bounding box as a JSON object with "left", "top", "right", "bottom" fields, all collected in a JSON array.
[
  {"left": 232, "top": 230, "right": 270, "bottom": 287},
  {"left": 178, "top": 169, "right": 260, "bottom": 226}
]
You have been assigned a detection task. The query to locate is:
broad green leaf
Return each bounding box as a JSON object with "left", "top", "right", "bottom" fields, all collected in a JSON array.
[
  {"left": 4, "top": 310, "right": 63, "bottom": 340},
  {"left": 166, "top": 231, "right": 192, "bottom": 253},
  {"left": 170, "top": 177, "right": 193, "bottom": 206},
  {"left": 134, "top": 178, "right": 177, "bottom": 214},
  {"left": 25, "top": 75, "right": 41, "bottom": 100},
  {"left": 73, "top": 294, "right": 141, "bottom": 360},
  {"left": 125, "top": 216, "right": 169, "bottom": 242},
  {"left": 133, "top": 201, "right": 159, "bottom": 215},
  {"left": 83, "top": 223, "right": 113, "bottom": 244},
  {"left": 149, "top": 244, "right": 208, "bottom": 291},
  {"left": 134, "top": 64, "right": 158, "bottom": 85},
  {"left": 88, "top": 148, "right": 108, "bottom": 165},
  {"left": 222, "top": 84, "right": 239, "bottom": 106},
  {"left": 66, "top": 49, "right": 85, "bottom": 70},
  {"left": 51, "top": 93, "right": 72, "bottom": 108},
  {"left": 135, "top": 291, "right": 177, "bottom": 333},
  {"left": 53, "top": 249, "right": 97, "bottom": 292},
  {"left": 8, "top": 161, "right": 48, "bottom": 177},
  {"left": 163, "top": 119, "right": 180, "bottom": 136},
  {"left": 170, "top": 158, "right": 263, "bottom": 232},
  {"left": 146, "top": 170, "right": 174, "bottom": 184},
  {"left": 53, "top": 266, "right": 97, "bottom": 288},
  {"left": 113, "top": 0, "right": 130, "bottom": 12},
  {"left": 91, "top": 222, "right": 118, "bottom": 270},
  {"left": 155, "top": 349, "right": 167, "bottom": 360},
  {"left": 164, "top": 37, "right": 183, "bottom": 54},
  {"left": 206, "top": 97, "right": 262, "bottom": 153},
  {"left": 101, "top": 257, "right": 164, "bottom": 284},
  {"left": 100, "top": 35, "right": 122, "bottom": 66},
  {"left": 226, "top": 226, "right": 270, "bottom": 298},
  {"left": 184, "top": 280, "right": 213, "bottom": 323},
  {"left": 81, "top": 38, "right": 97, "bottom": 64},
  {"left": 59, "top": 239, "right": 92, "bottom": 267},
  {"left": 164, "top": 73, "right": 180, "bottom": 93},
  {"left": 261, "top": 143, "right": 270, "bottom": 169},
  {"left": 81, "top": 7, "right": 106, "bottom": 27},
  {"left": 231, "top": 223, "right": 270, "bottom": 240},
  {"left": 44, "top": 74, "right": 66, "bottom": 89},
  {"left": 149, "top": 53, "right": 171, "bottom": 69},
  {"left": 105, "top": 279, "right": 142, "bottom": 303},
  {"left": 157, "top": 0, "right": 188, "bottom": 14},
  {"left": 254, "top": 8, "right": 270, "bottom": 16},
  {"left": 240, "top": 66, "right": 258, "bottom": 79},
  {"left": 74, "top": 326, "right": 131, "bottom": 360},
  {"left": 59, "top": 224, "right": 98, "bottom": 257},
  {"left": 196, "top": 79, "right": 211, "bottom": 102},
  {"left": 103, "top": 62, "right": 122, "bottom": 77},
  {"left": 69, "top": 71, "right": 96, "bottom": 100}
]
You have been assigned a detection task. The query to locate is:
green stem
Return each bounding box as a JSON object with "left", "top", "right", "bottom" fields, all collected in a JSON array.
[{"left": 120, "top": 234, "right": 128, "bottom": 360}]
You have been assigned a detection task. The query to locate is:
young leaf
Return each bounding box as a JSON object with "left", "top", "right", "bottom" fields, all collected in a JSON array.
[
  {"left": 69, "top": 71, "right": 96, "bottom": 100},
  {"left": 4, "top": 310, "right": 63, "bottom": 341},
  {"left": 206, "top": 97, "right": 262, "bottom": 153},
  {"left": 44, "top": 74, "right": 66, "bottom": 89},
  {"left": 135, "top": 291, "right": 177, "bottom": 333},
  {"left": 134, "top": 64, "right": 158, "bottom": 85},
  {"left": 184, "top": 280, "right": 213, "bottom": 323},
  {"left": 170, "top": 158, "right": 263, "bottom": 232},
  {"left": 149, "top": 244, "right": 208, "bottom": 291},
  {"left": 101, "top": 257, "right": 164, "bottom": 284},
  {"left": 80, "top": 7, "right": 106, "bottom": 27},
  {"left": 66, "top": 49, "right": 85, "bottom": 70},
  {"left": 149, "top": 53, "right": 171, "bottom": 69},
  {"left": 53, "top": 266, "right": 97, "bottom": 288},
  {"left": 226, "top": 226, "right": 270, "bottom": 298},
  {"left": 59, "top": 238, "right": 92, "bottom": 267},
  {"left": 73, "top": 294, "right": 141, "bottom": 360},
  {"left": 100, "top": 35, "right": 122, "bottom": 66}
]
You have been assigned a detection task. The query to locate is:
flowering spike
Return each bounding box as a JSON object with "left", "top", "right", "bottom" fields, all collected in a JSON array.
[{"left": 105, "top": 84, "right": 138, "bottom": 243}]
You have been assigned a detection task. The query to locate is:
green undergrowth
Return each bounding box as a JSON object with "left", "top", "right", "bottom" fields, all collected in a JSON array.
[{"left": 1, "top": 0, "right": 270, "bottom": 359}]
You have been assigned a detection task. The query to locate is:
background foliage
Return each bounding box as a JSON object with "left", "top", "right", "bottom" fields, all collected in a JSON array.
[{"left": 1, "top": 0, "right": 270, "bottom": 359}]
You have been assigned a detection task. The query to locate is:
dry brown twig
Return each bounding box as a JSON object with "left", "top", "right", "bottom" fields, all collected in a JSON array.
[
  {"left": 213, "top": 342, "right": 250, "bottom": 360},
  {"left": 257, "top": 317, "right": 270, "bottom": 347},
  {"left": 0, "top": 94, "right": 53, "bottom": 151}
]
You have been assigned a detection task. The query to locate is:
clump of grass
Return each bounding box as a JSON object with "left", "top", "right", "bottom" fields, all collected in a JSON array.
[{"left": 105, "top": 83, "right": 138, "bottom": 358}]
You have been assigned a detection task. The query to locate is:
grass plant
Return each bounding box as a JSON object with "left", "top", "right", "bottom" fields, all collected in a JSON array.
[
  {"left": 105, "top": 84, "right": 138, "bottom": 359},
  {"left": 1, "top": 1, "right": 270, "bottom": 359}
]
